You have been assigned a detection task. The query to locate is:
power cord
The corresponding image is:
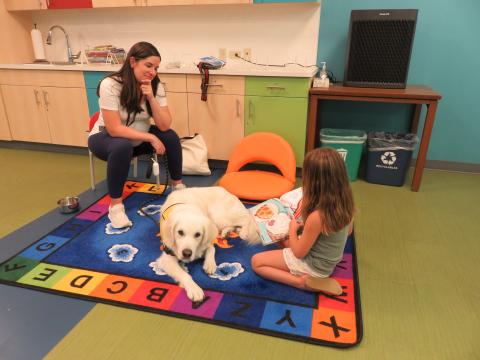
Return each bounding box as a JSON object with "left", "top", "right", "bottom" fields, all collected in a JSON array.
[
  {"left": 234, "top": 53, "right": 319, "bottom": 69},
  {"left": 326, "top": 70, "right": 337, "bottom": 84}
]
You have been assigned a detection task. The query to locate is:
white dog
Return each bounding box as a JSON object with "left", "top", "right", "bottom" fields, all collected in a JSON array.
[{"left": 157, "top": 186, "right": 260, "bottom": 302}]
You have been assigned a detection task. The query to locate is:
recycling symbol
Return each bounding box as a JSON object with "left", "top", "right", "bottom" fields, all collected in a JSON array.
[{"left": 381, "top": 151, "right": 396, "bottom": 165}]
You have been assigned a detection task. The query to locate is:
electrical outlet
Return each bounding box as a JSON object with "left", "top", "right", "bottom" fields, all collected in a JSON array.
[
  {"left": 228, "top": 50, "right": 241, "bottom": 59},
  {"left": 218, "top": 48, "right": 227, "bottom": 61},
  {"left": 243, "top": 48, "right": 252, "bottom": 62}
]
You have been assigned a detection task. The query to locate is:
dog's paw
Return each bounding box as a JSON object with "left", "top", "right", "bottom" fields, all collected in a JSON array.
[
  {"left": 203, "top": 259, "right": 217, "bottom": 275},
  {"left": 185, "top": 281, "right": 205, "bottom": 302}
]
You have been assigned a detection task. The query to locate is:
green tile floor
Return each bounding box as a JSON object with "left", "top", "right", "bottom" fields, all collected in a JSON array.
[{"left": 0, "top": 148, "right": 479, "bottom": 359}]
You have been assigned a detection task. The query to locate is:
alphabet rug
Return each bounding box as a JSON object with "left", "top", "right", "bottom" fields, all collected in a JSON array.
[{"left": 0, "top": 181, "right": 362, "bottom": 348}]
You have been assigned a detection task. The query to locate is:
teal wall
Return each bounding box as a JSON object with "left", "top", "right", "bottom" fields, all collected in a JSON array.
[{"left": 317, "top": 0, "right": 480, "bottom": 164}]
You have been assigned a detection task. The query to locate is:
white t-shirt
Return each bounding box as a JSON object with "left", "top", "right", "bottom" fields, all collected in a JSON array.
[{"left": 89, "top": 76, "right": 168, "bottom": 146}]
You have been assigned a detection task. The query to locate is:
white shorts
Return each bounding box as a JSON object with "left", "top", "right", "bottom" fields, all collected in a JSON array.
[{"left": 282, "top": 248, "right": 327, "bottom": 278}]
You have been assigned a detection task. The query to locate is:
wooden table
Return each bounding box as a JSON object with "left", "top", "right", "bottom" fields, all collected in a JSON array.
[{"left": 306, "top": 84, "right": 442, "bottom": 191}]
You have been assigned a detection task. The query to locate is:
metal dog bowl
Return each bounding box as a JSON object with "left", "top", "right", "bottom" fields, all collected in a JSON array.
[{"left": 57, "top": 196, "right": 80, "bottom": 214}]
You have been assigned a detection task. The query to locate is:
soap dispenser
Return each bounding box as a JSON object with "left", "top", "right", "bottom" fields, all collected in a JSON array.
[{"left": 314, "top": 62, "right": 330, "bottom": 88}]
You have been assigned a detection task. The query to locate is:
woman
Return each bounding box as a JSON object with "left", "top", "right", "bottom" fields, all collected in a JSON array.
[{"left": 88, "top": 42, "right": 185, "bottom": 229}]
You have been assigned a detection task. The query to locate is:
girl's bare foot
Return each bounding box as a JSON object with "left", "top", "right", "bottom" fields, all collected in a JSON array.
[{"left": 304, "top": 276, "right": 342, "bottom": 295}]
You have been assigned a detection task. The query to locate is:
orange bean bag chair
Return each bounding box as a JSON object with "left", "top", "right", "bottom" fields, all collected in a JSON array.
[{"left": 219, "top": 132, "right": 296, "bottom": 201}]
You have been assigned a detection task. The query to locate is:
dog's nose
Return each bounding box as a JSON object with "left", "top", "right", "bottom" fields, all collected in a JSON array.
[{"left": 182, "top": 249, "right": 192, "bottom": 259}]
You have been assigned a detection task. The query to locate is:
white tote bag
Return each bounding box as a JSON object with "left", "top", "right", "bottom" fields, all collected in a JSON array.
[{"left": 180, "top": 133, "right": 211, "bottom": 175}]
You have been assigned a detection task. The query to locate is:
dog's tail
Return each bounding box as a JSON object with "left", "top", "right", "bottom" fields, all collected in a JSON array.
[{"left": 239, "top": 215, "right": 262, "bottom": 245}]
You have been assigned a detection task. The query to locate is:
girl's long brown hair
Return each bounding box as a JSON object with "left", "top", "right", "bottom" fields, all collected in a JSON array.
[
  {"left": 301, "top": 147, "right": 355, "bottom": 233},
  {"left": 97, "top": 41, "right": 161, "bottom": 126}
]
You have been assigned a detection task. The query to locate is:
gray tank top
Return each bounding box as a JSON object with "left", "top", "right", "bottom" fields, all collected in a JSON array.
[{"left": 304, "top": 225, "right": 349, "bottom": 276}]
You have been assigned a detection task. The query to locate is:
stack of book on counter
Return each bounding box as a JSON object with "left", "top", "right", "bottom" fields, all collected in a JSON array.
[{"left": 85, "top": 45, "right": 126, "bottom": 64}]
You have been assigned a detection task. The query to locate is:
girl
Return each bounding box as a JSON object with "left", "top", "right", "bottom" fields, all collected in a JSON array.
[
  {"left": 251, "top": 147, "right": 354, "bottom": 295},
  {"left": 88, "top": 42, "right": 185, "bottom": 228}
]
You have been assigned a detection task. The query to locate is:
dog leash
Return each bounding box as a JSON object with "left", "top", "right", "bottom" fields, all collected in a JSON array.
[{"left": 197, "top": 62, "right": 210, "bottom": 102}]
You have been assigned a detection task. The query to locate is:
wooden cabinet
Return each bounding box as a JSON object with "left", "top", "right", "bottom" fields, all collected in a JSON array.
[
  {"left": 92, "top": 0, "right": 137, "bottom": 7},
  {"left": 4, "top": 0, "right": 47, "bottom": 10},
  {"left": 0, "top": 85, "right": 51, "bottom": 143},
  {"left": 187, "top": 74, "right": 244, "bottom": 160},
  {"left": 245, "top": 76, "right": 311, "bottom": 166},
  {"left": 194, "top": 0, "right": 250, "bottom": 3},
  {"left": 0, "top": 88, "right": 12, "bottom": 140},
  {"left": 144, "top": 0, "right": 192, "bottom": 5},
  {"left": 188, "top": 93, "right": 244, "bottom": 160},
  {"left": 0, "top": 70, "right": 89, "bottom": 147},
  {"left": 6, "top": 0, "right": 254, "bottom": 10},
  {"left": 159, "top": 73, "right": 189, "bottom": 138},
  {"left": 93, "top": 0, "right": 194, "bottom": 7},
  {"left": 0, "top": 69, "right": 311, "bottom": 162},
  {"left": 92, "top": 0, "right": 250, "bottom": 7},
  {"left": 42, "top": 86, "right": 90, "bottom": 146}
]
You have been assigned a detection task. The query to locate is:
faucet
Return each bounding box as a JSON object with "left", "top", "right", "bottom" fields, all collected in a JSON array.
[{"left": 45, "top": 25, "right": 80, "bottom": 64}]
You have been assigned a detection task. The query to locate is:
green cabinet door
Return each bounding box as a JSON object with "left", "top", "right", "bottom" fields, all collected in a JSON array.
[{"left": 245, "top": 95, "right": 308, "bottom": 166}]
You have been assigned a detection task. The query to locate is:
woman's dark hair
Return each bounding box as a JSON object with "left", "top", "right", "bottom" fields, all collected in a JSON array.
[{"left": 97, "top": 41, "right": 161, "bottom": 126}]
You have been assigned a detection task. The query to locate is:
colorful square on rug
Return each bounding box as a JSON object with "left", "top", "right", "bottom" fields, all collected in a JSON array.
[{"left": 0, "top": 182, "right": 362, "bottom": 347}]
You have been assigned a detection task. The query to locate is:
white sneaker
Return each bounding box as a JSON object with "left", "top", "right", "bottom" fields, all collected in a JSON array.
[
  {"left": 108, "top": 203, "right": 133, "bottom": 228},
  {"left": 172, "top": 183, "right": 187, "bottom": 191}
]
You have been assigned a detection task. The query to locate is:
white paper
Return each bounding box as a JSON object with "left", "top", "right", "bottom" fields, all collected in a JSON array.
[{"left": 31, "top": 28, "right": 46, "bottom": 61}]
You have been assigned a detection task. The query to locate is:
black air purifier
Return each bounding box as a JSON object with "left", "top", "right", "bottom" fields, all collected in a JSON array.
[{"left": 344, "top": 9, "right": 418, "bottom": 89}]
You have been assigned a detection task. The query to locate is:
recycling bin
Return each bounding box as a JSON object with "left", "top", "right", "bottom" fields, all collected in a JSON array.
[
  {"left": 366, "top": 132, "right": 419, "bottom": 186},
  {"left": 320, "top": 128, "right": 367, "bottom": 181}
]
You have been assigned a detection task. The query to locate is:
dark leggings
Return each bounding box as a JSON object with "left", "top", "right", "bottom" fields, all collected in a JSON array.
[{"left": 88, "top": 126, "right": 182, "bottom": 198}]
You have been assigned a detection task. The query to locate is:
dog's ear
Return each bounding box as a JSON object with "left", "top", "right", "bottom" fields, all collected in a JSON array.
[
  {"left": 160, "top": 212, "right": 177, "bottom": 250},
  {"left": 202, "top": 218, "right": 219, "bottom": 248}
]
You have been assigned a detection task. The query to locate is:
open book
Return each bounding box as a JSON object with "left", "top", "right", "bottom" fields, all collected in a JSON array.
[{"left": 249, "top": 198, "right": 295, "bottom": 246}]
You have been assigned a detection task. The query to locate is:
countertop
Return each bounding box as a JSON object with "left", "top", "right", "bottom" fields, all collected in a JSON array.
[{"left": 0, "top": 61, "right": 318, "bottom": 78}]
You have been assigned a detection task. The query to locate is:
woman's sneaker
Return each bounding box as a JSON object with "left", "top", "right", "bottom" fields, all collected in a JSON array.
[
  {"left": 172, "top": 183, "right": 186, "bottom": 191},
  {"left": 108, "top": 203, "right": 133, "bottom": 228}
]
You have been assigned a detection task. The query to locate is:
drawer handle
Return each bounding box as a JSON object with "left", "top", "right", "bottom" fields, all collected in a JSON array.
[
  {"left": 42, "top": 91, "right": 49, "bottom": 110},
  {"left": 33, "top": 89, "right": 41, "bottom": 106},
  {"left": 206, "top": 84, "right": 224, "bottom": 87},
  {"left": 266, "top": 85, "right": 286, "bottom": 90},
  {"left": 236, "top": 99, "right": 240, "bottom": 117},
  {"left": 248, "top": 100, "right": 254, "bottom": 125}
]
